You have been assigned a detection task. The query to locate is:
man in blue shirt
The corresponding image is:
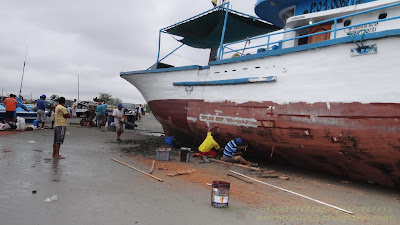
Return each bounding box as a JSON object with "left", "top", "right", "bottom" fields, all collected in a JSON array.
[
  {"left": 221, "top": 137, "right": 257, "bottom": 166},
  {"left": 36, "top": 94, "right": 47, "bottom": 129},
  {"left": 95, "top": 103, "right": 107, "bottom": 128}
]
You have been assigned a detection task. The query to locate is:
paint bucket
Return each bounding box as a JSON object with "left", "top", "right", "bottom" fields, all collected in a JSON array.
[
  {"left": 211, "top": 181, "right": 230, "bottom": 208},
  {"left": 179, "top": 147, "right": 191, "bottom": 162},
  {"left": 156, "top": 148, "right": 171, "bottom": 161}
]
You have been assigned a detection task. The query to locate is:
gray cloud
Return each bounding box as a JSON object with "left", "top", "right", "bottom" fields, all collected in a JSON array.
[{"left": 0, "top": 0, "right": 254, "bottom": 103}]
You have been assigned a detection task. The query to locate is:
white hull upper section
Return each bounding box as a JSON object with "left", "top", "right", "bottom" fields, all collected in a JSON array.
[{"left": 122, "top": 36, "right": 400, "bottom": 105}]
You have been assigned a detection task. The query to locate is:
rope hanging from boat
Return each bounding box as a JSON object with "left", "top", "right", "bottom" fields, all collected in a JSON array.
[{"left": 347, "top": 29, "right": 368, "bottom": 48}]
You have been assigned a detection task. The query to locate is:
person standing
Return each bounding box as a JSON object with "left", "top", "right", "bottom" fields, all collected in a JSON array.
[
  {"left": 138, "top": 104, "right": 143, "bottom": 120},
  {"left": 36, "top": 94, "right": 47, "bottom": 129},
  {"left": 53, "top": 97, "right": 70, "bottom": 159},
  {"left": 96, "top": 103, "right": 107, "bottom": 128},
  {"left": 113, "top": 104, "right": 125, "bottom": 141},
  {"left": 71, "top": 99, "right": 78, "bottom": 118},
  {"left": 3, "top": 94, "right": 18, "bottom": 123}
]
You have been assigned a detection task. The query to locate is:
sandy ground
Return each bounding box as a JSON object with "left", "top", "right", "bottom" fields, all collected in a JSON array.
[{"left": 0, "top": 114, "right": 399, "bottom": 225}]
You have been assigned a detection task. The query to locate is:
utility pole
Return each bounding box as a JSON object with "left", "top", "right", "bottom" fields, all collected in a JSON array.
[{"left": 78, "top": 74, "right": 80, "bottom": 102}]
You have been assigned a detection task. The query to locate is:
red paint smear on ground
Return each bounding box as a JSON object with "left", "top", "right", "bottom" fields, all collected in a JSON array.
[
  {"left": 128, "top": 154, "right": 302, "bottom": 209},
  {"left": 0, "top": 131, "right": 18, "bottom": 136}
]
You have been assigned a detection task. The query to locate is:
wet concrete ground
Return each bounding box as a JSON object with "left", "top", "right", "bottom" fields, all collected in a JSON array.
[{"left": 0, "top": 114, "right": 399, "bottom": 225}]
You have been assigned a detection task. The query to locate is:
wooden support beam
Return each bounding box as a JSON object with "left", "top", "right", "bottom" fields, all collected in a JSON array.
[
  {"left": 111, "top": 158, "right": 163, "bottom": 182},
  {"left": 227, "top": 173, "right": 253, "bottom": 183},
  {"left": 209, "top": 158, "right": 268, "bottom": 172}
]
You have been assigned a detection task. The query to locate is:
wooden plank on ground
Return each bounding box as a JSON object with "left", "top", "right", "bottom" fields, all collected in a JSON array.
[
  {"left": 111, "top": 158, "right": 163, "bottom": 182},
  {"left": 167, "top": 169, "right": 196, "bottom": 177},
  {"left": 209, "top": 158, "right": 268, "bottom": 172},
  {"left": 227, "top": 173, "right": 253, "bottom": 184}
]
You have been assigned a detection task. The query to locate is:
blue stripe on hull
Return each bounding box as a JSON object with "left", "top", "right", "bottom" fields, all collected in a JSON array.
[{"left": 173, "top": 76, "right": 277, "bottom": 86}]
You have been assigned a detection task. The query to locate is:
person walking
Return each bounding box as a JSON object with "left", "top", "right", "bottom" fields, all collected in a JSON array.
[
  {"left": 96, "top": 102, "right": 107, "bottom": 128},
  {"left": 52, "top": 97, "right": 70, "bottom": 159},
  {"left": 3, "top": 94, "right": 18, "bottom": 123},
  {"left": 36, "top": 94, "right": 47, "bottom": 129},
  {"left": 113, "top": 104, "right": 125, "bottom": 141},
  {"left": 71, "top": 99, "right": 78, "bottom": 118}
]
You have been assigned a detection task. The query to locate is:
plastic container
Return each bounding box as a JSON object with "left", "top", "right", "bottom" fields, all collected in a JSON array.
[
  {"left": 33, "top": 119, "right": 37, "bottom": 127},
  {"left": 179, "top": 147, "right": 191, "bottom": 162},
  {"left": 211, "top": 181, "right": 230, "bottom": 208},
  {"left": 107, "top": 115, "right": 114, "bottom": 126},
  {"left": 125, "top": 114, "right": 135, "bottom": 129},
  {"left": 156, "top": 148, "right": 171, "bottom": 161}
]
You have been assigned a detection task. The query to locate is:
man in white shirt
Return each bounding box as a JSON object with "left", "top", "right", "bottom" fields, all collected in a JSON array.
[
  {"left": 113, "top": 104, "right": 125, "bottom": 141},
  {"left": 71, "top": 99, "right": 78, "bottom": 118}
]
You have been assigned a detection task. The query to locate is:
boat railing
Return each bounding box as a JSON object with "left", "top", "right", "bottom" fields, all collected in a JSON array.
[{"left": 221, "top": 1, "right": 400, "bottom": 59}]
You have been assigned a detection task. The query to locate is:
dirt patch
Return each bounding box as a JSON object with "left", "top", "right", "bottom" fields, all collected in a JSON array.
[{"left": 122, "top": 152, "right": 300, "bottom": 210}]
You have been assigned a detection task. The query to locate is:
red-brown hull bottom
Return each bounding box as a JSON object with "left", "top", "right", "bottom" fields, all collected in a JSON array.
[{"left": 149, "top": 99, "right": 400, "bottom": 188}]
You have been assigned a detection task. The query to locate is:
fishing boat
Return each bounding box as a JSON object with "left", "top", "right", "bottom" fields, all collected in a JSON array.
[{"left": 121, "top": 0, "right": 400, "bottom": 188}]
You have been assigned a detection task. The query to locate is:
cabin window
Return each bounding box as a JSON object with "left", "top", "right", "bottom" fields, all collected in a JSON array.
[
  {"left": 379, "top": 13, "right": 387, "bottom": 20},
  {"left": 344, "top": 19, "right": 351, "bottom": 27},
  {"left": 297, "top": 29, "right": 309, "bottom": 46}
]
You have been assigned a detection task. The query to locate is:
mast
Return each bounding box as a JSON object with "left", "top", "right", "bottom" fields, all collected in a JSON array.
[{"left": 19, "top": 46, "right": 28, "bottom": 98}]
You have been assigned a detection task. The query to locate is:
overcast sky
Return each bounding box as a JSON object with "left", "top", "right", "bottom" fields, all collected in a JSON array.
[{"left": 0, "top": 0, "right": 256, "bottom": 103}]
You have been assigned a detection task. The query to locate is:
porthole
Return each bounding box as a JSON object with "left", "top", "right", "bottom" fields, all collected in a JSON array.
[
  {"left": 344, "top": 19, "right": 351, "bottom": 27},
  {"left": 379, "top": 13, "right": 387, "bottom": 20}
]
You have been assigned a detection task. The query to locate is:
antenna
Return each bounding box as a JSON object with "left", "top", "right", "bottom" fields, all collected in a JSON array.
[{"left": 19, "top": 46, "right": 28, "bottom": 98}]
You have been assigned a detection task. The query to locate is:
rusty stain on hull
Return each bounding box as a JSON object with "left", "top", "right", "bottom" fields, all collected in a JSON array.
[{"left": 148, "top": 99, "right": 400, "bottom": 188}]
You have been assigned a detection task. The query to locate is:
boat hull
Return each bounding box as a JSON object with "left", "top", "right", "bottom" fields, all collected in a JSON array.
[{"left": 149, "top": 99, "right": 400, "bottom": 188}]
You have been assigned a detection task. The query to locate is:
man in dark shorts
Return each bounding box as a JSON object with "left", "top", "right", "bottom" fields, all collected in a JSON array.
[{"left": 53, "top": 97, "right": 71, "bottom": 159}]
